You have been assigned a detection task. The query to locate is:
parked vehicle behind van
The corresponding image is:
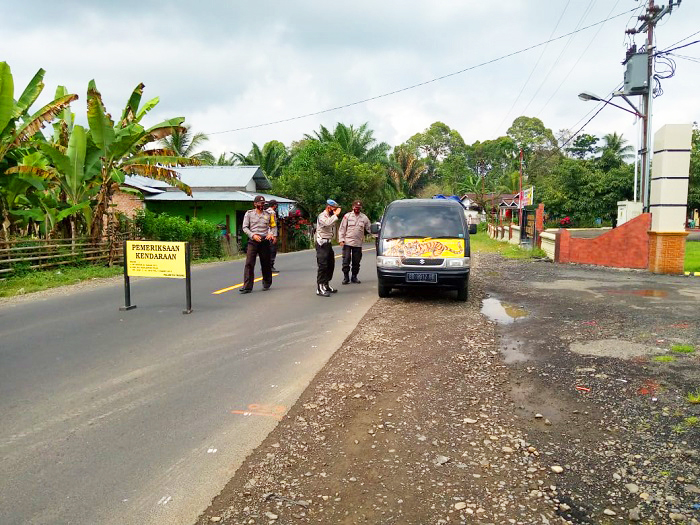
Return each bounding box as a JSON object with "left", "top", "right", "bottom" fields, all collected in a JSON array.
[{"left": 370, "top": 199, "right": 476, "bottom": 301}]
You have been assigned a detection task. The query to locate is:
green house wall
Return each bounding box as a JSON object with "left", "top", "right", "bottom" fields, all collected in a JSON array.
[{"left": 145, "top": 200, "right": 252, "bottom": 239}]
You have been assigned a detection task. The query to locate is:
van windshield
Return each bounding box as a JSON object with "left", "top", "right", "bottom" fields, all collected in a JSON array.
[{"left": 382, "top": 205, "right": 464, "bottom": 238}]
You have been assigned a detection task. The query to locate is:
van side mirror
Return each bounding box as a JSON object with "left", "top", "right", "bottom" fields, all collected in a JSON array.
[
  {"left": 469, "top": 224, "right": 477, "bottom": 235},
  {"left": 370, "top": 222, "right": 380, "bottom": 234}
]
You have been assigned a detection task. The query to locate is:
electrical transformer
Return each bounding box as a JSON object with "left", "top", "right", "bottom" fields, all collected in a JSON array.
[{"left": 623, "top": 52, "right": 649, "bottom": 94}]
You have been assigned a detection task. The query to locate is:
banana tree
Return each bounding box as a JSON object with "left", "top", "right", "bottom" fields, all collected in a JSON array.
[
  {"left": 86, "top": 80, "right": 194, "bottom": 243},
  {"left": 7, "top": 125, "right": 98, "bottom": 247},
  {"left": 0, "top": 62, "right": 78, "bottom": 236}
]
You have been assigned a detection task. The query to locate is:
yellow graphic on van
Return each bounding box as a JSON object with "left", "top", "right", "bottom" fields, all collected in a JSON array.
[{"left": 383, "top": 238, "right": 464, "bottom": 258}]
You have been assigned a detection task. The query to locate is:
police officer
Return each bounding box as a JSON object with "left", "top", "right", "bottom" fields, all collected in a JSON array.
[
  {"left": 315, "top": 199, "right": 341, "bottom": 297},
  {"left": 267, "top": 199, "right": 279, "bottom": 272},
  {"left": 339, "top": 200, "right": 371, "bottom": 284},
  {"left": 240, "top": 195, "right": 277, "bottom": 294}
]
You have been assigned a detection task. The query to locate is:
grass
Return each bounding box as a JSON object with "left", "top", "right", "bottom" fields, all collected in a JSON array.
[
  {"left": 652, "top": 355, "right": 676, "bottom": 363},
  {"left": 470, "top": 231, "right": 547, "bottom": 259},
  {"left": 671, "top": 344, "right": 696, "bottom": 354},
  {"left": 686, "top": 241, "right": 700, "bottom": 272},
  {"left": 0, "top": 265, "right": 124, "bottom": 298},
  {"left": 687, "top": 389, "right": 700, "bottom": 404}
]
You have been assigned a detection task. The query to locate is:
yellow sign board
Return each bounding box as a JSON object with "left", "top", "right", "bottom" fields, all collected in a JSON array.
[
  {"left": 126, "top": 241, "right": 187, "bottom": 279},
  {"left": 383, "top": 238, "right": 465, "bottom": 258}
]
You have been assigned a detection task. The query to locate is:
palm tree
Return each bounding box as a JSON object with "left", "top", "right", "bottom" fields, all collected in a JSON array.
[
  {"left": 159, "top": 125, "right": 214, "bottom": 164},
  {"left": 305, "top": 123, "right": 390, "bottom": 165},
  {"left": 233, "top": 141, "right": 290, "bottom": 179},
  {"left": 387, "top": 145, "right": 427, "bottom": 197},
  {"left": 597, "top": 132, "right": 634, "bottom": 163}
]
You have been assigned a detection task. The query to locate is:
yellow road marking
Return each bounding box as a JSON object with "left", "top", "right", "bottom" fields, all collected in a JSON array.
[{"left": 212, "top": 273, "right": 280, "bottom": 295}]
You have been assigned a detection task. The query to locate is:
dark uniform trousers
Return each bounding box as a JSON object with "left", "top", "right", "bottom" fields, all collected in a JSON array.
[
  {"left": 315, "top": 241, "right": 335, "bottom": 285},
  {"left": 342, "top": 245, "right": 363, "bottom": 277},
  {"left": 270, "top": 241, "right": 278, "bottom": 268},
  {"left": 243, "top": 239, "right": 272, "bottom": 290}
]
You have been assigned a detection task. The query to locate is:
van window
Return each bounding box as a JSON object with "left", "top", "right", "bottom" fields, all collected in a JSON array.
[{"left": 383, "top": 205, "right": 464, "bottom": 238}]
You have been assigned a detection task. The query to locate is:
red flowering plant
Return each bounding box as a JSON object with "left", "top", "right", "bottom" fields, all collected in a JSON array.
[
  {"left": 281, "top": 210, "right": 312, "bottom": 249},
  {"left": 559, "top": 216, "right": 572, "bottom": 228}
]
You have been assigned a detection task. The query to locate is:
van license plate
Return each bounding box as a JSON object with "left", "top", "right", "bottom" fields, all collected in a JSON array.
[{"left": 406, "top": 272, "right": 437, "bottom": 283}]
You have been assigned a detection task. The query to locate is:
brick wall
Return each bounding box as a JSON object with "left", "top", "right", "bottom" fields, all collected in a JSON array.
[
  {"left": 112, "top": 190, "right": 145, "bottom": 218},
  {"left": 648, "top": 232, "right": 688, "bottom": 274},
  {"left": 555, "top": 213, "right": 651, "bottom": 269}
]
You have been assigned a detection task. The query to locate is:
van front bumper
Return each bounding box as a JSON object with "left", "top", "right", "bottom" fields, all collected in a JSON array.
[{"left": 377, "top": 268, "right": 469, "bottom": 288}]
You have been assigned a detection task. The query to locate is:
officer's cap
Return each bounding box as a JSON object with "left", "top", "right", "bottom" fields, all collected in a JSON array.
[{"left": 326, "top": 199, "right": 339, "bottom": 208}]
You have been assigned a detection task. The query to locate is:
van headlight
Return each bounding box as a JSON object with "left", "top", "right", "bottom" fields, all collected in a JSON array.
[
  {"left": 377, "top": 256, "right": 400, "bottom": 268},
  {"left": 447, "top": 257, "right": 470, "bottom": 268}
]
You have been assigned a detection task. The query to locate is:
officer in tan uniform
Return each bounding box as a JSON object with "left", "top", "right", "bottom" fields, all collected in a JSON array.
[
  {"left": 240, "top": 195, "right": 277, "bottom": 294},
  {"left": 338, "top": 200, "right": 372, "bottom": 284},
  {"left": 315, "top": 199, "right": 341, "bottom": 297}
]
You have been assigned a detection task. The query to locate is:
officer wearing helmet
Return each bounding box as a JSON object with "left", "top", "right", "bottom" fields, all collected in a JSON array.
[
  {"left": 315, "top": 199, "right": 341, "bottom": 297},
  {"left": 240, "top": 195, "right": 276, "bottom": 294},
  {"left": 338, "top": 200, "right": 371, "bottom": 284}
]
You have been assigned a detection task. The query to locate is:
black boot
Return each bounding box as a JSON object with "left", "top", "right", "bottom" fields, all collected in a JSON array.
[
  {"left": 316, "top": 283, "right": 330, "bottom": 297},
  {"left": 342, "top": 273, "right": 350, "bottom": 285},
  {"left": 324, "top": 283, "right": 338, "bottom": 293},
  {"left": 351, "top": 274, "right": 361, "bottom": 284}
]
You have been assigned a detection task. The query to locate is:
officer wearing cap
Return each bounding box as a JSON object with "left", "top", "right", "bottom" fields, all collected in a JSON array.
[
  {"left": 240, "top": 195, "right": 277, "bottom": 294},
  {"left": 315, "top": 199, "right": 341, "bottom": 297},
  {"left": 339, "top": 200, "right": 372, "bottom": 284},
  {"left": 266, "top": 199, "right": 279, "bottom": 272}
]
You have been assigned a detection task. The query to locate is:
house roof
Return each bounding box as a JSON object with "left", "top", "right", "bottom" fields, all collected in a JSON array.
[
  {"left": 124, "top": 166, "right": 271, "bottom": 192},
  {"left": 144, "top": 191, "right": 295, "bottom": 203}
]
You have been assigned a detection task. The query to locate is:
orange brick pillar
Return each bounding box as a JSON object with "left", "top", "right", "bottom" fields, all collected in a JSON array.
[{"left": 648, "top": 232, "right": 689, "bottom": 274}]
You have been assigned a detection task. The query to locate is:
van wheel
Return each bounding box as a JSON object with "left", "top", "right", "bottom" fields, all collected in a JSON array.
[
  {"left": 456, "top": 275, "right": 469, "bottom": 302},
  {"left": 378, "top": 279, "right": 391, "bottom": 298}
]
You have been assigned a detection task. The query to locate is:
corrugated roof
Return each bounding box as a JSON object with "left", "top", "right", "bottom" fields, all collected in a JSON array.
[
  {"left": 144, "top": 191, "right": 294, "bottom": 203},
  {"left": 174, "top": 166, "right": 271, "bottom": 190}
]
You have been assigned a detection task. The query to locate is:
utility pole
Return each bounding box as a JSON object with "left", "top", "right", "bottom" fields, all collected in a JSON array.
[
  {"left": 625, "top": 0, "right": 682, "bottom": 211},
  {"left": 518, "top": 148, "right": 523, "bottom": 242}
]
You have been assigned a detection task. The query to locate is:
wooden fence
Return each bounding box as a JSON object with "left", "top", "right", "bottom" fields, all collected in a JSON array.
[{"left": 0, "top": 237, "right": 124, "bottom": 276}]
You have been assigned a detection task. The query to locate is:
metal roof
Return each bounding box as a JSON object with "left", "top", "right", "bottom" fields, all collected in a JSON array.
[
  {"left": 175, "top": 166, "right": 271, "bottom": 190},
  {"left": 144, "top": 191, "right": 294, "bottom": 203}
]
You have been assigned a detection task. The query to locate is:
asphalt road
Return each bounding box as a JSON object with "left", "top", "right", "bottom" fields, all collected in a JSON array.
[{"left": 0, "top": 246, "right": 377, "bottom": 525}]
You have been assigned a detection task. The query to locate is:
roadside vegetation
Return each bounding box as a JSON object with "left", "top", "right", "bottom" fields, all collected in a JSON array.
[
  {"left": 470, "top": 230, "right": 547, "bottom": 259},
  {"left": 685, "top": 241, "right": 700, "bottom": 272},
  {"left": 0, "top": 265, "right": 123, "bottom": 298}
]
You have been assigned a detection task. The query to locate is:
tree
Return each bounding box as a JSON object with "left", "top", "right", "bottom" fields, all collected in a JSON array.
[
  {"left": 688, "top": 124, "right": 700, "bottom": 214},
  {"left": 406, "top": 122, "right": 466, "bottom": 181},
  {"left": 273, "top": 141, "right": 386, "bottom": 219},
  {"left": 159, "top": 125, "right": 214, "bottom": 164},
  {"left": 86, "top": 80, "right": 194, "bottom": 241},
  {"left": 387, "top": 145, "right": 427, "bottom": 198},
  {"left": 565, "top": 134, "right": 599, "bottom": 160},
  {"left": 233, "top": 140, "right": 290, "bottom": 180},
  {"left": 596, "top": 132, "right": 634, "bottom": 170},
  {"left": 0, "top": 62, "right": 78, "bottom": 237},
  {"left": 507, "top": 116, "right": 560, "bottom": 188},
  {"left": 305, "top": 122, "right": 389, "bottom": 165}
]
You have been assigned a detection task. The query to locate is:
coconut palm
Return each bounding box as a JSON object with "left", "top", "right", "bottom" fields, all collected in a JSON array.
[
  {"left": 159, "top": 125, "right": 213, "bottom": 164},
  {"left": 305, "top": 122, "right": 390, "bottom": 165},
  {"left": 233, "top": 140, "right": 290, "bottom": 179},
  {"left": 387, "top": 145, "right": 427, "bottom": 197},
  {"left": 597, "top": 132, "right": 634, "bottom": 163}
]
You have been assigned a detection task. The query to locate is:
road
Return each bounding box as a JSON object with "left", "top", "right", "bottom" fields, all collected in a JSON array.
[{"left": 0, "top": 246, "right": 377, "bottom": 525}]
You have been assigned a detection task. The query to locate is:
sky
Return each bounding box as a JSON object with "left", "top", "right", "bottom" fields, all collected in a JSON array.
[{"left": 2, "top": 0, "right": 699, "bottom": 158}]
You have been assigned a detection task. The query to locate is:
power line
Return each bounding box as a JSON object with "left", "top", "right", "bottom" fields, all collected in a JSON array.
[
  {"left": 208, "top": 7, "right": 638, "bottom": 136},
  {"left": 492, "top": 0, "right": 572, "bottom": 135}
]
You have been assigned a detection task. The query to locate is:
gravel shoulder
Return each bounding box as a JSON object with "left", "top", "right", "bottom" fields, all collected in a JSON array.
[{"left": 195, "top": 253, "right": 700, "bottom": 525}]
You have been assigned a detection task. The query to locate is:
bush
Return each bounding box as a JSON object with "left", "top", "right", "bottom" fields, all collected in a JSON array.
[{"left": 133, "top": 210, "right": 223, "bottom": 259}]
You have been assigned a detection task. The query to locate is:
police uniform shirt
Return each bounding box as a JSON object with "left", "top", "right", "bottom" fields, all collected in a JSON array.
[
  {"left": 243, "top": 209, "right": 277, "bottom": 238},
  {"left": 339, "top": 212, "right": 371, "bottom": 247}
]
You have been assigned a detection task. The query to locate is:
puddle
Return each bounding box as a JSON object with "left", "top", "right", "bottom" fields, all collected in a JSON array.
[
  {"left": 604, "top": 289, "right": 669, "bottom": 298},
  {"left": 500, "top": 335, "right": 529, "bottom": 364},
  {"left": 481, "top": 297, "right": 528, "bottom": 324}
]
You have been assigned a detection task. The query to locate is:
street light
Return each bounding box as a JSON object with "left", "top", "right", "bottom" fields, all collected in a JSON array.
[{"left": 578, "top": 90, "right": 646, "bottom": 205}]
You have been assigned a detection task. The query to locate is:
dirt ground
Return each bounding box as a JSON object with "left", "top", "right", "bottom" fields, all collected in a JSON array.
[{"left": 196, "top": 253, "right": 700, "bottom": 525}]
